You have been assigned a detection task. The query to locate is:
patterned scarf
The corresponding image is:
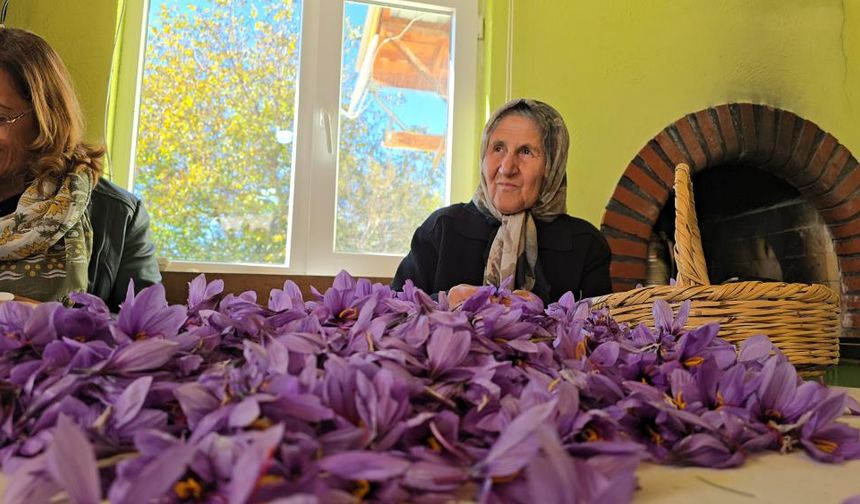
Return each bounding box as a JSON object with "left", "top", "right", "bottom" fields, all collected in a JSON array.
[
  {"left": 472, "top": 99, "right": 569, "bottom": 290},
  {"left": 0, "top": 165, "right": 95, "bottom": 302}
]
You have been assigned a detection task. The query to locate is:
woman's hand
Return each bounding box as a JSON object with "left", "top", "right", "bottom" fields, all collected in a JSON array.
[
  {"left": 447, "top": 284, "right": 540, "bottom": 309},
  {"left": 447, "top": 284, "right": 480, "bottom": 309},
  {"left": 510, "top": 289, "right": 539, "bottom": 304}
]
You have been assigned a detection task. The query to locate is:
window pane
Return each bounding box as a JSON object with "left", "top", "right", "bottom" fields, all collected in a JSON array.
[
  {"left": 134, "top": 0, "right": 302, "bottom": 264},
  {"left": 336, "top": 2, "right": 452, "bottom": 255}
]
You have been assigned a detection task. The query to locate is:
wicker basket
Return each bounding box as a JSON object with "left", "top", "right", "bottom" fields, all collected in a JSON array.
[{"left": 591, "top": 163, "right": 840, "bottom": 372}]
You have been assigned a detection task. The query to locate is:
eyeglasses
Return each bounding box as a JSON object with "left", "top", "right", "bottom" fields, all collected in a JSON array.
[{"left": 0, "top": 109, "right": 30, "bottom": 127}]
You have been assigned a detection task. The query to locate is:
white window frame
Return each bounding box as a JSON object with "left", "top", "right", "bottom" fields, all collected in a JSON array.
[{"left": 111, "top": 0, "right": 478, "bottom": 278}]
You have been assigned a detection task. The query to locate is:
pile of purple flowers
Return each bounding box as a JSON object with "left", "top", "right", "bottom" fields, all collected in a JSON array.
[{"left": 1, "top": 272, "right": 859, "bottom": 504}]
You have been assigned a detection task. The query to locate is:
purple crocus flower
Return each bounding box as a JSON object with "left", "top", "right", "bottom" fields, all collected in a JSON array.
[
  {"left": 355, "top": 368, "right": 411, "bottom": 448},
  {"left": 2, "top": 271, "right": 859, "bottom": 504},
  {"left": 427, "top": 325, "right": 471, "bottom": 377},
  {"left": 479, "top": 400, "right": 557, "bottom": 478},
  {"left": 187, "top": 274, "right": 224, "bottom": 312},
  {"left": 101, "top": 338, "right": 181, "bottom": 374},
  {"left": 3, "top": 454, "right": 63, "bottom": 504},
  {"left": 525, "top": 425, "right": 640, "bottom": 504},
  {"left": 111, "top": 283, "right": 187, "bottom": 344},
  {"left": 799, "top": 390, "right": 860, "bottom": 462},
  {"left": 652, "top": 299, "right": 690, "bottom": 337},
  {"left": 4, "top": 414, "right": 101, "bottom": 504},
  {"left": 108, "top": 436, "right": 197, "bottom": 504},
  {"left": 99, "top": 376, "right": 167, "bottom": 442},
  {"left": 227, "top": 424, "right": 286, "bottom": 503},
  {"left": 754, "top": 355, "right": 826, "bottom": 428},
  {"left": 45, "top": 414, "right": 102, "bottom": 503},
  {"left": 671, "top": 432, "right": 745, "bottom": 468},
  {"left": 0, "top": 301, "right": 36, "bottom": 352}
]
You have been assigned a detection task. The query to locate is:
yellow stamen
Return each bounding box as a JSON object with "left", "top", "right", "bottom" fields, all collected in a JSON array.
[
  {"left": 134, "top": 331, "right": 148, "bottom": 341},
  {"left": 648, "top": 427, "right": 663, "bottom": 446},
  {"left": 683, "top": 356, "right": 704, "bottom": 367},
  {"left": 673, "top": 392, "right": 686, "bottom": 410},
  {"left": 365, "top": 332, "right": 375, "bottom": 352},
  {"left": 492, "top": 472, "right": 520, "bottom": 484},
  {"left": 428, "top": 436, "right": 443, "bottom": 452},
  {"left": 477, "top": 394, "right": 491, "bottom": 412},
  {"left": 339, "top": 307, "right": 358, "bottom": 320},
  {"left": 575, "top": 339, "right": 588, "bottom": 360},
  {"left": 250, "top": 417, "right": 273, "bottom": 430},
  {"left": 173, "top": 478, "right": 204, "bottom": 500},
  {"left": 715, "top": 391, "right": 725, "bottom": 408},
  {"left": 547, "top": 378, "right": 561, "bottom": 392},
  {"left": 352, "top": 479, "right": 371, "bottom": 501},
  {"left": 813, "top": 439, "right": 839, "bottom": 454},
  {"left": 582, "top": 427, "right": 601, "bottom": 442},
  {"left": 256, "top": 474, "right": 285, "bottom": 487}
]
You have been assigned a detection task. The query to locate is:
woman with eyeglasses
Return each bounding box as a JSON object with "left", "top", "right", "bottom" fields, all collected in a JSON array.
[{"left": 0, "top": 27, "right": 160, "bottom": 309}]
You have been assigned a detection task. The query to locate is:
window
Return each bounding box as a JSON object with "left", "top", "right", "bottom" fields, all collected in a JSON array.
[{"left": 111, "top": 0, "right": 477, "bottom": 277}]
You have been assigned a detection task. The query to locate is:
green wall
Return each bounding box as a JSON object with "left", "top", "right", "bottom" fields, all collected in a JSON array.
[
  {"left": 8, "top": 1, "right": 118, "bottom": 145},
  {"left": 484, "top": 0, "right": 860, "bottom": 225}
]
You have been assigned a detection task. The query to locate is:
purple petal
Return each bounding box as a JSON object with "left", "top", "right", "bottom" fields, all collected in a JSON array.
[
  {"left": 3, "top": 455, "right": 63, "bottom": 504},
  {"left": 113, "top": 376, "right": 153, "bottom": 430},
  {"left": 117, "top": 283, "right": 187, "bottom": 340},
  {"left": 318, "top": 451, "right": 410, "bottom": 481},
  {"left": 403, "top": 461, "right": 467, "bottom": 491},
  {"left": 104, "top": 338, "right": 180, "bottom": 373},
  {"left": 46, "top": 415, "right": 101, "bottom": 504},
  {"left": 738, "top": 334, "right": 775, "bottom": 363},
  {"left": 672, "top": 433, "right": 744, "bottom": 468},
  {"left": 228, "top": 424, "right": 285, "bottom": 504},
  {"left": 427, "top": 326, "right": 470, "bottom": 375},
  {"left": 801, "top": 423, "right": 860, "bottom": 463},
  {"left": 525, "top": 426, "right": 580, "bottom": 504},
  {"left": 229, "top": 397, "right": 261, "bottom": 428},
  {"left": 483, "top": 400, "right": 557, "bottom": 477},
  {"left": 109, "top": 443, "right": 196, "bottom": 504},
  {"left": 175, "top": 382, "right": 220, "bottom": 430}
]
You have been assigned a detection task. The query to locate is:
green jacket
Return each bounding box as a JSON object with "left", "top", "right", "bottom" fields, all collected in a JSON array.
[{"left": 87, "top": 178, "right": 162, "bottom": 311}]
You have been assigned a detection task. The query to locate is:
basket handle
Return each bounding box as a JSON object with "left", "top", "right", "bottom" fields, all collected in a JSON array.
[{"left": 673, "top": 163, "right": 710, "bottom": 287}]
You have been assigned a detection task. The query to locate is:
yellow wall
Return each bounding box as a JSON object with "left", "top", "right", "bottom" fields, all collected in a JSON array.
[
  {"left": 8, "top": 1, "right": 118, "bottom": 144},
  {"left": 484, "top": 0, "right": 860, "bottom": 225}
]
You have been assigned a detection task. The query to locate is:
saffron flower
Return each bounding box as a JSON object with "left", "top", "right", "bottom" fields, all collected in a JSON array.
[{"left": 0, "top": 273, "right": 857, "bottom": 504}]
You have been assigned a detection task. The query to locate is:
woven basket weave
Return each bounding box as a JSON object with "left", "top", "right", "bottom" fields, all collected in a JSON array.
[{"left": 591, "top": 163, "right": 840, "bottom": 372}]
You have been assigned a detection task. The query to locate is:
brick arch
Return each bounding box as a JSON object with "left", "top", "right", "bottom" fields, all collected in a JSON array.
[{"left": 600, "top": 103, "right": 860, "bottom": 335}]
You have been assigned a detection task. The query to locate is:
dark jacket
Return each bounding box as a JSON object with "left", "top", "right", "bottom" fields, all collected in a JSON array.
[
  {"left": 392, "top": 202, "right": 612, "bottom": 303},
  {"left": 87, "top": 178, "right": 161, "bottom": 310}
]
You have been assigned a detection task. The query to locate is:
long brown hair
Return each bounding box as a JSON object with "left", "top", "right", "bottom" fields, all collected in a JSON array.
[{"left": 0, "top": 27, "right": 103, "bottom": 189}]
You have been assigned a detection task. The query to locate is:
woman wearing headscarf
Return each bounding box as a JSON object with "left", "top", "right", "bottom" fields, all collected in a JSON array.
[
  {"left": 0, "top": 27, "right": 160, "bottom": 309},
  {"left": 392, "top": 98, "right": 611, "bottom": 304}
]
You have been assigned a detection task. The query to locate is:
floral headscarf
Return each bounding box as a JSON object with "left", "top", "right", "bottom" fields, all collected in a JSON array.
[{"left": 472, "top": 98, "right": 569, "bottom": 291}]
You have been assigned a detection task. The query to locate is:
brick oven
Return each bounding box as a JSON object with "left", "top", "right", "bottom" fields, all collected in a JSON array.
[{"left": 600, "top": 103, "right": 860, "bottom": 344}]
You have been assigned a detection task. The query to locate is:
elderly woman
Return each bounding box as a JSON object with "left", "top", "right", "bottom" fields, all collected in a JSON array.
[
  {"left": 392, "top": 98, "right": 611, "bottom": 303},
  {"left": 0, "top": 27, "right": 160, "bottom": 309}
]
